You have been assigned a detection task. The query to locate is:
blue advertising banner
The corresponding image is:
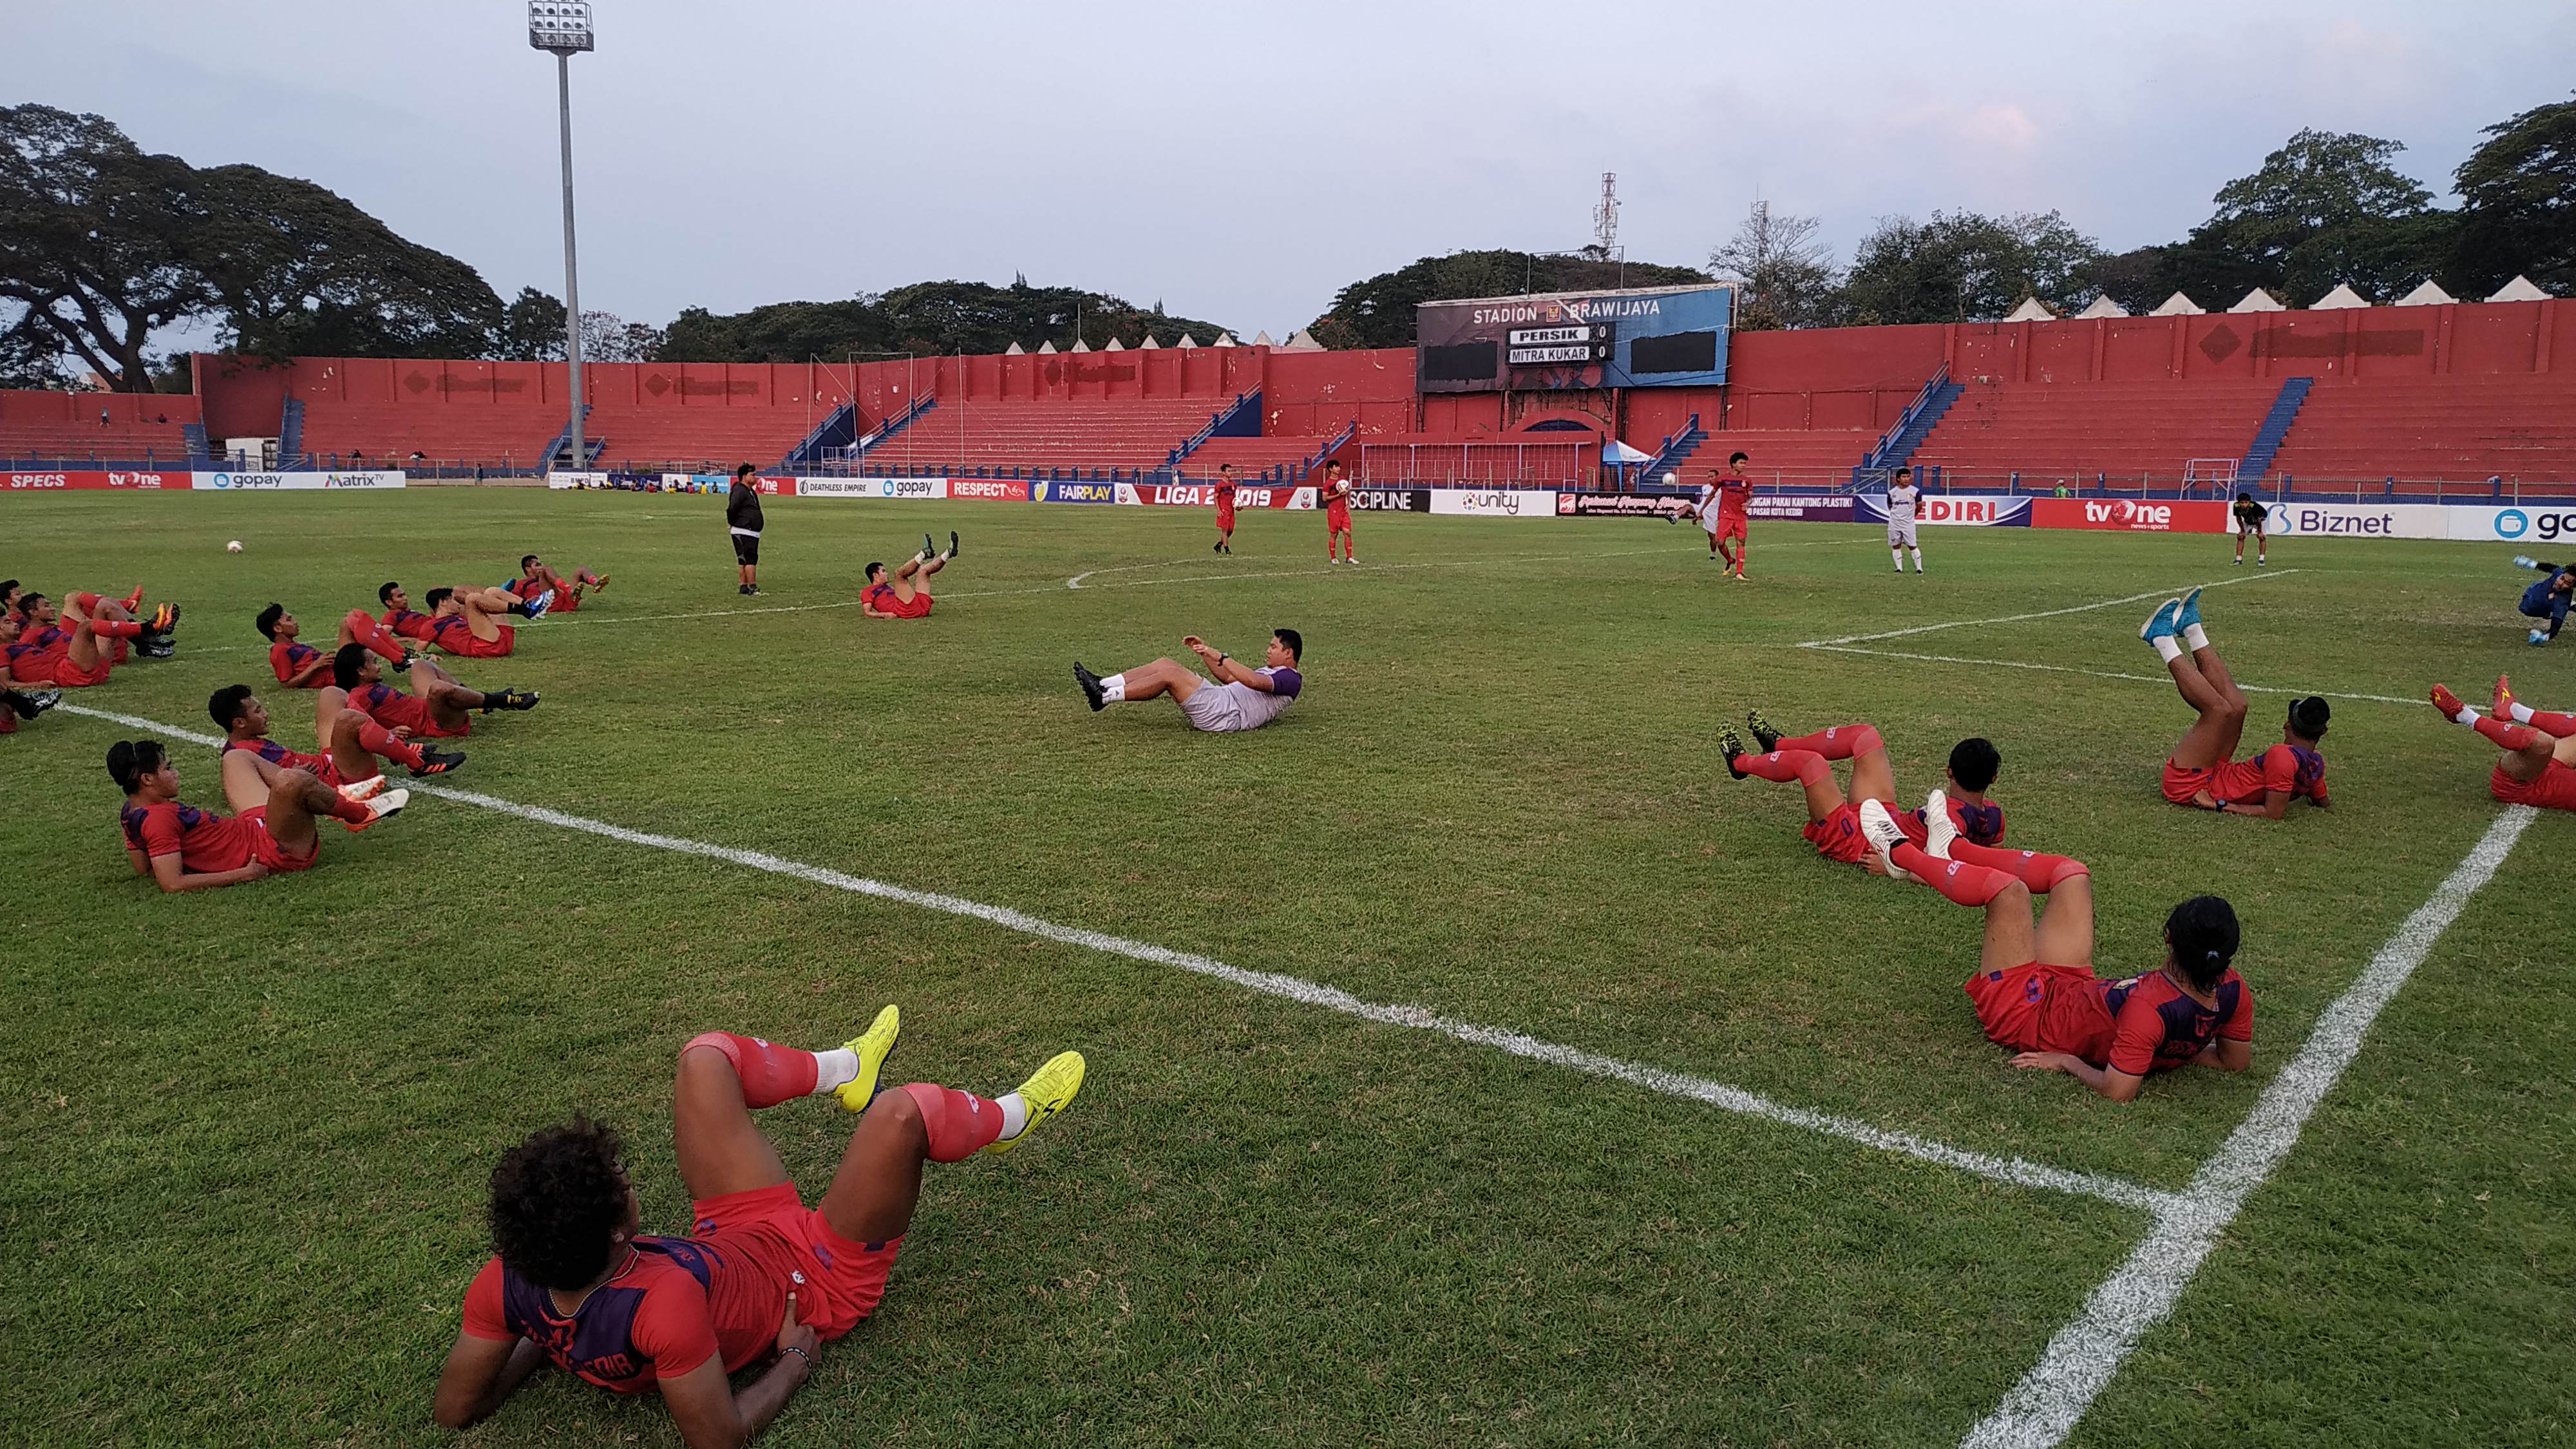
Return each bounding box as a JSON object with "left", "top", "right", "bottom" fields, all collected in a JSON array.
[
  {"left": 1416, "top": 284, "right": 1734, "bottom": 393},
  {"left": 1032, "top": 480, "right": 1116, "bottom": 504}
]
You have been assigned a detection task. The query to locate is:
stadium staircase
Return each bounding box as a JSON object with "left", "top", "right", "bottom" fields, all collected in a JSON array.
[
  {"left": 2236, "top": 377, "right": 2313, "bottom": 483},
  {"left": 1638, "top": 413, "right": 1705, "bottom": 482},
  {"left": 180, "top": 421, "right": 213, "bottom": 463},
  {"left": 534, "top": 406, "right": 596, "bottom": 471},
  {"left": 0, "top": 389, "right": 204, "bottom": 467},
  {"left": 1905, "top": 378, "right": 2281, "bottom": 489},
  {"left": 1166, "top": 392, "right": 1261, "bottom": 468},
  {"left": 857, "top": 397, "right": 1237, "bottom": 477},
  {"left": 1183, "top": 419, "right": 1356, "bottom": 483},
  {"left": 1849, "top": 368, "right": 1959, "bottom": 486},
  {"left": 781, "top": 400, "right": 862, "bottom": 471},
  {"left": 278, "top": 398, "right": 305, "bottom": 463},
  {"left": 2259, "top": 375, "right": 2576, "bottom": 490}
]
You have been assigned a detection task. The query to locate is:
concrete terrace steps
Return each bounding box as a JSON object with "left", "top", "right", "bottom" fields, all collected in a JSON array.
[
  {"left": 1910, "top": 379, "right": 2282, "bottom": 480},
  {"left": 2265, "top": 377, "right": 2576, "bottom": 482}
]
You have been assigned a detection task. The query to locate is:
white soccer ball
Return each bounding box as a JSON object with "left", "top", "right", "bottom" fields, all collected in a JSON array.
[
  {"left": 226, "top": 540, "right": 243, "bottom": 553},
  {"left": 1663, "top": 472, "right": 1679, "bottom": 487}
]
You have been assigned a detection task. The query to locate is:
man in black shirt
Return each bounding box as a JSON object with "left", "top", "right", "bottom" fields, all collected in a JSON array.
[{"left": 727, "top": 464, "right": 766, "bottom": 596}]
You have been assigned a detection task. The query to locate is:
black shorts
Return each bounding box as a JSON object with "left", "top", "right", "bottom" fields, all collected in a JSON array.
[{"left": 731, "top": 532, "right": 761, "bottom": 565}]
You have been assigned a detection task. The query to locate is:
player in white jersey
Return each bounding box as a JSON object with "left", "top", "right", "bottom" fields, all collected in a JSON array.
[
  {"left": 1884, "top": 466, "right": 1926, "bottom": 574},
  {"left": 1073, "top": 629, "right": 1304, "bottom": 733}
]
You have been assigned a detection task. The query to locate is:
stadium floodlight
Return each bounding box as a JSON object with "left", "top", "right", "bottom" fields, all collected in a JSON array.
[{"left": 530, "top": 1, "right": 594, "bottom": 470}]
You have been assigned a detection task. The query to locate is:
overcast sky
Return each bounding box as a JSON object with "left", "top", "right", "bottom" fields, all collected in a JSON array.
[{"left": 15, "top": 1, "right": 2572, "bottom": 340}]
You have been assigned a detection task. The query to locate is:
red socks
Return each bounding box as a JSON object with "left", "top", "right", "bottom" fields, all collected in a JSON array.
[
  {"left": 325, "top": 792, "right": 374, "bottom": 826},
  {"left": 1774, "top": 723, "right": 1882, "bottom": 760},
  {"left": 1950, "top": 840, "right": 2090, "bottom": 893},
  {"left": 2472, "top": 715, "right": 2543, "bottom": 752},
  {"left": 2524, "top": 708, "right": 2576, "bottom": 737},
  {"left": 90, "top": 618, "right": 144, "bottom": 640},
  {"left": 1738, "top": 748, "right": 1832, "bottom": 786},
  {"left": 1890, "top": 841, "right": 2016, "bottom": 906},
  {"left": 352, "top": 717, "right": 425, "bottom": 770},
  {"left": 341, "top": 610, "right": 408, "bottom": 665},
  {"left": 683, "top": 1031, "right": 820, "bottom": 1108},
  {"left": 900, "top": 1083, "right": 1008, "bottom": 1161}
]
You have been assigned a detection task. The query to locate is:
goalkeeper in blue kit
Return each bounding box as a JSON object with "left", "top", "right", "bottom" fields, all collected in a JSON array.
[{"left": 2514, "top": 556, "right": 2575, "bottom": 645}]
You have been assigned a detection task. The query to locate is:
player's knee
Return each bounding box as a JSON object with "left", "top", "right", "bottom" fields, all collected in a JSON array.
[
  {"left": 1847, "top": 724, "right": 1885, "bottom": 756},
  {"left": 1993, "top": 878, "right": 2034, "bottom": 913},
  {"left": 678, "top": 1032, "right": 742, "bottom": 1074},
  {"left": 2043, "top": 859, "right": 2092, "bottom": 893}
]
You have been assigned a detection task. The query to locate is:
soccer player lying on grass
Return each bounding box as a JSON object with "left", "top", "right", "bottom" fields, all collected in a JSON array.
[
  {"left": 211, "top": 683, "right": 466, "bottom": 784},
  {"left": 3, "top": 603, "right": 125, "bottom": 689},
  {"left": 431, "top": 1011, "right": 1086, "bottom": 1445},
  {"left": 257, "top": 602, "right": 412, "bottom": 687},
  {"left": 2510, "top": 555, "right": 2574, "bottom": 646},
  {"left": 424, "top": 585, "right": 531, "bottom": 658},
  {"left": 1074, "top": 629, "right": 1303, "bottom": 732},
  {"left": 65, "top": 588, "right": 176, "bottom": 660},
  {"left": 507, "top": 553, "right": 607, "bottom": 612},
  {"left": 378, "top": 582, "right": 442, "bottom": 643},
  {"left": 0, "top": 686, "right": 62, "bottom": 735},
  {"left": 1855, "top": 789, "right": 2251, "bottom": 1103},
  {"left": 2432, "top": 675, "right": 2576, "bottom": 813},
  {"left": 110, "top": 738, "right": 406, "bottom": 893},
  {"left": 2142, "top": 587, "right": 2329, "bottom": 819},
  {"left": 1716, "top": 712, "right": 2005, "bottom": 872},
  {"left": 321, "top": 644, "right": 537, "bottom": 743},
  {"left": 862, "top": 533, "right": 959, "bottom": 620}
]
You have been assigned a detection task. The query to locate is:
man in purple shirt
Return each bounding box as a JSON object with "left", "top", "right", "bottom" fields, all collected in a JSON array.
[{"left": 1074, "top": 629, "right": 1303, "bottom": 733}]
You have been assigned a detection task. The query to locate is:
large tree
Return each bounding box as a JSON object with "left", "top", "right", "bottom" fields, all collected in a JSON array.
[
  {"left": 658, "top": 279, "right": 1230, "bottom": 363},
  {"left": 2450, "top": 91, "right": 2576, "bottom": 298},
  {"left": 1841, "top": 210, "right": 2104, "bottom": 324},
  {"left": 1710, "top": 201, "right": 1844, "bottom": 330},
  {"left": 1306, "top": 249, "right": 1712, "bottom": 350},
  {"left": 496, "top": 286, "right": 569, "bottom": 361},
  {"left": 0, "top": 104, "right": 504, "bottom": 389},
  {"left": 2182, "top": 128, "right": 2450, "bottom": 303}
]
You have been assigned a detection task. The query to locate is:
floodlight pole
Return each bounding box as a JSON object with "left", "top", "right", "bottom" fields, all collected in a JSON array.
[{"left": 556, "top": 50, "right": 583, "bottom": 468}]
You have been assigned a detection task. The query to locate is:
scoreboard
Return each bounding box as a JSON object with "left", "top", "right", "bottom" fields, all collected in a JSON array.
[{"left": 1416, "top": 283, "right": 1734, "bottom": 394}]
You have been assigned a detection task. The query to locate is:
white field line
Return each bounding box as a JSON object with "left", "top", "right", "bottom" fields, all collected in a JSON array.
[
  {"left": 1799, "top": 569, "right": 2300, "bottom": 648},
  {"left": 58, "top": 699, "right": 2173, "bottom": 1216},
  {"left": 1804, "top": 645, "right": 2423, "bottom": 708},
  {"left": 1960, "top": 804, "right": 2536, "bottom": 1449}
]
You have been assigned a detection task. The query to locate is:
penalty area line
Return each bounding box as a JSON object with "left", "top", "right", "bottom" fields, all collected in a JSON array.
[
  {"left": 1960, "top": 804, "right": 2535, "bottom": 1449},
  {"left": 57, "top": 698, "right": 2174, "bottom": 1218},
  {"left": 1798, "top": 569, "right": 2300, "bottom": 648}
]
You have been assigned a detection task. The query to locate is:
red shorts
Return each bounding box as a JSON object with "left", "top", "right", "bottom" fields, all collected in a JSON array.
[
  {"left": 689, "top": 1182, "right": 902, "bottom": 1341},
  {"left": 2161, "top": 759, "right": 2217, "bottom": 807},
  {"left": 418, "top": 714, "right": 469, "bottom": 739},
  {"left": 1963, "top": 961, "right": 2096, "bottom": 1052},
  {"left": 1714, "top": 515, "right": 1748, "bottom": 541},
  {"left": 882, "top": 592, "right": 933, "bottom": 620},
  {"left": 234, "top": 807, "right": 320, "bottom": 873},
  {"left": 444, "top": 625, "right": 514, "bottom": 658},
  {"left": 51, "top": 654, "right": 112, "bottom": 688},
  {"left": 1216, "top": 506, "right": 1236, "bottom": 529},
  {"left": 1802, "top": 802, "right": 1871, "bottom": 864},
  {"left": 2492, "top": 761, "right": 2576, "bottom": 813},
  {"left": 1326, "top": 507, "right": 1352, "bottom": 531}
]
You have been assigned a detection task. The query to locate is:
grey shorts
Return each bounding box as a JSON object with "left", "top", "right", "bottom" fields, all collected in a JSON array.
[
  {"left": 1888, "top": 522, "right": 1918, "bottom": 548},
  {"left": 1179, "top": 680, "right": 1251, "bottom": 733}
]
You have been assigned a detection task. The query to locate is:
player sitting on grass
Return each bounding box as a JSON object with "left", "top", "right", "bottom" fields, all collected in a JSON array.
[
  {"left": 0, "top": 686, "right": 62, "bottom": 735},
  {"left": 211, "top": 684, "right": 465, "bottom": 784},
  {"left": 258, "top": 603, "right": 413, "bottom": 688},
  {"left": 507, "top": 553, "right": 606, "bottom": 614},
  {"left": 2143, "top": 587, "right": 2329, "bottom": 819},
  {"left": 111, "top": 738, "right": 406, "bottom": 893},
  {"left": 2511, "top": 556, "right": 2574, "bottom": 645},
  {"left": 65, "top": 589, "right": 176, "bottom": 659},
  {"left": 377, "top": 582, "right": 444, "bottom": 643},
  {"left": 424, "top": 585, "right": 532, "bottom": 658},
  {"left": 2431, "top": 675, "right": 2576, "bottom": 814},
  {"left": 862, "top": 533, "right": 958, "bottom": 620},
  {"left": 1856, "top": 790, "right": 2250, "bottom": 1102},
  {"left": 1717, "top": 713, "right": 2005, "bottom": 873},
  {"left": 431, "top": 1012, "right": 1085, "bottom": 1443},
  {"left": 1074, "top": 629, "right": 1303, "bottom": 732},
  {"left": 4, "top": 600, "right": 131, "bottom": 689},
  {"left": 321, "top": 644, "right": 537, "bottom": 743}
]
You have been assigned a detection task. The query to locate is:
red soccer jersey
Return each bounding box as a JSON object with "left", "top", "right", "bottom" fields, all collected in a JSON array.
[
  {"left": 2210, "top": 744, "right": 2327, "bottom": 808},
  {"left": 460, "top": 1233, "right": 800, "bottom": 1392},
  {"left": 1714, "top": 475, "right": 1750, "bottom": 522},
  {"left": 120, "top": 799, "right": 258, "bottom": 873},
  {"left": 6, "top": 636, "right": 66, "bottom": 683},
  {"left": 270, "top": 639, "right": 330, "bottom": 687},
  {"left": 381, "top": 607, "right": 437, "bottom": 642},
  {"left": 865, "top": 583, "right": 933, "bottom": 619},
  {"left": 346, "top": 680, "right": 432, "bottom": 735},
  {"left": 2039, "top": 967, "right": 2252, "bottom": 1076},
  {"left": 1902, "top": 795, "right": 2006, "bottom": 849}
]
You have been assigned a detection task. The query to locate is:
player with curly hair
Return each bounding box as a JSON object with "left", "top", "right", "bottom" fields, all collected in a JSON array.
[{"left": 433, "top": 1014, "right": 1086, "bottom": 1444}]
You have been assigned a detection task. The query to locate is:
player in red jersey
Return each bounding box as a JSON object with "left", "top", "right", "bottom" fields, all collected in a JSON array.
[
  {"left": 64, "top": 587, "right": 175, "bottom": 660},
  {"left": 1685, "top": 454, "right": 1752, "bottom": 580},
  {"left": 1717, "top": 712, "right": 2006, "bottom": 871},
  {"left": 1321, "top": 459, "right": 1356, "bottom": 564},
  {"left": 321, "top": 644, "right": 537, "bottom": 742},
  {"left": 1855, "top": 790, "right": 2251, "bottom": 1101},
  {"left": 432, "top": 1012, "right": 1086, "bottom": 1443},
  {"left": 424, "top": 585, "right": 528, "bottom": 658},
  {"left": 2431, "top": 674, "right": 2576, "bottom": 813},
  {"left": 211, "top": 683, "right": 465, "bottom": 784},
  {"left": 110, "top": 738, "right": 406, "bottom": 893},
  {"left": 507, "top": 553, "right": 608, "bottom": 613},
  {"left": 1213, "top": 463, "right": 1239, "bottom": 554},
  {"left": 3, "top": 599, "right": 126, "bottom": 688},
  {"left": 257, "top": 602, "right": 412, "bottom": 688},
  {"left": 377, "top": 582, "right": 442, "bottom": 643},
  {"left": 2142, "top": 588, "right": 2330, "bottom": 818},
  {"left": 862, "top": 533, "right": 958, "bottom": 620}
]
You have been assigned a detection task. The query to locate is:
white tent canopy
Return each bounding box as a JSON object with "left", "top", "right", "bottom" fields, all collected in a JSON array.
[
  {"left": 1069, "top": 339, "right": 1091, "bottom": 352},
  {"left": 2074, "top": 295, "right": 2128, "bottom": 319},
  {"left": 1602, "top": 438, "right": 1654, "bottom": 466},
  {"left": 1282, "top": 328, "right": 1325, "bottom": 351},
  {"left": 2150, "top": 291, "right": 2204, "bottom": 316},
  {"left": 1138, "top": 334, "right": 1161, "bottom": 349},
  {"left": 1213, "top": 331, "right": 1240, "bottom": 346},
  {"left": 1035, "top": 341, "right": 1058, "bottom": 354},
  {"left": 2488, "top": 274, "right": 2551, "bottom": 302},
  {"left": 1176, "top": 333, "right": 1202, "bottom": 348},
  {"left": 1250, "top": 330, "right": 1276, "bottom": 346},
  {"left": 2394, "top": 279, "right": 2457, "bottom": 307},
  {"left": 1003, "top": 341, "right": 1027, "bottom": 355},
  {"left": 2228, "top": 288, "right": 2286, "bottom": 313},
  {"left": 2310, "top": 283, "right": 2369, "bottom": 310},
  {"left": 2002, "top": 297, "right": 2056, "bottom": 322},
  {"left": 1103, "top": 337, "right": 1124, "bottom": 351}
]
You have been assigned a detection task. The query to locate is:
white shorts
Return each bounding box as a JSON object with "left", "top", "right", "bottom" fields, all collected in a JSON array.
[
  {"left": 1179, "top": 679, "right": 1251, "bottom": 733},
  {"left": 1888, "top": 522, "right": 1918, "bottom": 548}
]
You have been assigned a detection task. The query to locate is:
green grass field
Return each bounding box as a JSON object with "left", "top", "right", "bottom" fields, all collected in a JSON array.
[{"left": 3, "top": 491, "right": 2570, "bottom": 1447}]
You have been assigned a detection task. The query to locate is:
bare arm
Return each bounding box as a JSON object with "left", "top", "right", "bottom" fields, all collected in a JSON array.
[
  {"left": 149, "top": 853, "right": 269, "bottom": 893},
  {"left": 658, "top": 1293, "right": 820, "bottom": 1449},
  {"left": 2009, "top": 1052, "right": 2144, "bottom": 1103},
  {"left": 283, "top": 659, "right": 332, "bottom": 688},
  {"left": 432, "top": 1333, "right": 547, "bottom": 1430},
  {"left": 2221, "top": 790, "right": 2291, "bottom": 820},
  {"left": 2194, "top": 1037, "right": 2252, "bottom": 1073},
  {"left": 1186, "top": 638, "right": 1271, "bottom": 691}
]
